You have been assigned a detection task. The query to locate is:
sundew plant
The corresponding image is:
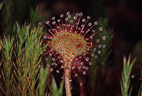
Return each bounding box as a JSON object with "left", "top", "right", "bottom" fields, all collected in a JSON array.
[
  {"left": 0, "top": 0, "right": 139, "bottom": 95},
  {"left": 40, "top": 12, "right": 106, "bottom": 96}
]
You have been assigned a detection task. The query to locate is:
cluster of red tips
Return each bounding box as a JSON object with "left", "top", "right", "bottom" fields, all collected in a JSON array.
[{"left": 39, "top": 12, "right": 106, "bottom": 79}]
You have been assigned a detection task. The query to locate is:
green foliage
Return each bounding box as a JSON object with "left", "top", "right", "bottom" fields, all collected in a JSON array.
[
  {"left": 96, "top": 18, "right": 113, "bottom": 67},
  {"left": 0, "top": 24, "right": 63, "bottom": 96},
  {"left": 14, "top": 24, "right": 43, "bottom": 96},
  {"left": 132, "top": 42, "right": 142, "bottom": 96},
  {"left": 121, "top": 56, "right": 135, "bottom": 96},
  {"left": 2, "top": 0, "right": 14, "bottom": 35},
  {"left": 0, "top": 1, "right": 63, "bottom": 96},
  {"left": 0, "top": 24, "right": 42, "bottom": 96},
  {"left": 39, "top": 67, "right": 49, "bottom": 96},
  {"left": 30, "top": 7, "right": 44, "bottom": 26},
  {"left": 1, "top": 0, "right": 42, "bottom": 35},
  {"left": 0, "top": 37, "right": 14, "bottom": 96},
  {"left": 89, "top": 18, "right": 113, "bottom": 95},
  {"left": 1, "top": 1, "right": 140, "bottom": 95},
  {"left": 50, "top": 78, "right": 64, "bottom": 96}
]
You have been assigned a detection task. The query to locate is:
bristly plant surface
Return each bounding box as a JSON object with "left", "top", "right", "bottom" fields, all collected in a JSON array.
[
  {"left": 89, "top": 18, "right": 112, "bottom": 96},
  {"left": 40, "top": 12, "right": 107, "bottom": 96},
  {"left": 121, "top": 56, "right": 135, "bottom": 96},
  {"left": 0, "top": 24, "right": 63, "bottom": 96}
]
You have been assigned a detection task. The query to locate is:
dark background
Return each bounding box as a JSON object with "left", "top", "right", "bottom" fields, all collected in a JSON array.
[
  {"left": 37, "top": 0, "right": 142, "bottom": 95},
  {"left": 1, "top": 0, "right": 142, "bottom": 96}
]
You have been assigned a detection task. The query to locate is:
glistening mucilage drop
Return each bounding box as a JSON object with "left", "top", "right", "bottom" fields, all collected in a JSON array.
[{"left": 40, "top": 12, "right": 106, "bottom": 96}]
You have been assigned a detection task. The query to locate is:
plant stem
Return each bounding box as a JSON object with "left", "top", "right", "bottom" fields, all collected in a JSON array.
[
  {"left": 77, "top": 76, "right": 85, "bottom": 96},
  {"left": 65, "top": 69, "right": 72, "bottom": 96}
]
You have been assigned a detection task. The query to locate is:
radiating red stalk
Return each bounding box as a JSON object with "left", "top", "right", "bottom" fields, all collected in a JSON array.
[{"left": 40, "top": 12, "right": 106, "bottom": 96}]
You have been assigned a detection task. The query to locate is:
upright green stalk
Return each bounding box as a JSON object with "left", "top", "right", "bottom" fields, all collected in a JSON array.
[
  {"left": 39, "top": 67, "right": 49, "bottom": 96},
  {"left": 50, "top": 77, "right": 64, "bottom": 96},
  {"left": 89, "top": 18, "right": 112, "bottom": 95},
  {"left": 121, "top": 56, "right": 135, "bottom": 96},
  {"left": 0, "top": 37, "right": 14, "bottom": 96},
  {"left": 14, "top": 24, "right": 44, "bottom": 96}
]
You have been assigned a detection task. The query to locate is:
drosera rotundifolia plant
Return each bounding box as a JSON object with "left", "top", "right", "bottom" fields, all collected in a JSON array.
[{"left": 39, "top": 12, "right": 106, "bottom": 96}]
